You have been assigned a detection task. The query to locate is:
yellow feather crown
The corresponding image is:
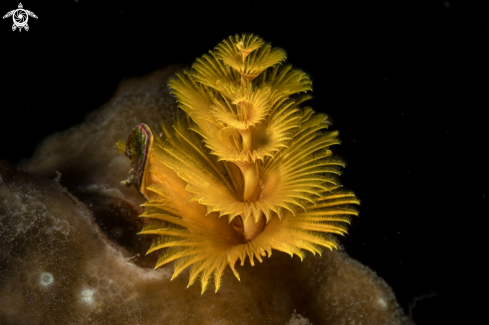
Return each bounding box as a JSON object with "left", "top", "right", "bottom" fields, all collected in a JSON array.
[{"left": 121, "top": 34, "right": 359, "bottom": 294}]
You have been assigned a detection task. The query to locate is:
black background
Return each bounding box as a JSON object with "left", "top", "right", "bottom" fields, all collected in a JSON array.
[{"left": 1, "top": 1, "right": 487, "bottom": 324}]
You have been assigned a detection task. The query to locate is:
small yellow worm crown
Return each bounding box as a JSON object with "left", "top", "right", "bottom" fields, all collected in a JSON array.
[{"left": 121, "top": 34, "right": 359, "bottom": 294}]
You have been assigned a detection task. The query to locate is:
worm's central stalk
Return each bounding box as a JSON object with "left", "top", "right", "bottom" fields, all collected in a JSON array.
[
  {"left": 238, "top": 128, "right": 252, "bottom": 159},
  {"left": 242, "top": 216, "right": 265, "bottom": 241},
  {"left": 236, "top": 160, "right": 259, "bottom": 202},
  {"left": 234, "top": 127, "right": 264, "bottom": 241}
]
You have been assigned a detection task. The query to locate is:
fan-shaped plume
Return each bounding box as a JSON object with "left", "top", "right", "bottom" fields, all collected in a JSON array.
[
  {"left": 214, "top": 34, "right": 286, "bottom": 84},
  {"left": 121, "top": 34, "right": 359, "bottom": 294}
]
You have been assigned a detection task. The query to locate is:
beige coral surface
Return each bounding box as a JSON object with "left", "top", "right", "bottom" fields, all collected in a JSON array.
[{"left": 0, "top": 66, "right": 405, "bottom": 324}]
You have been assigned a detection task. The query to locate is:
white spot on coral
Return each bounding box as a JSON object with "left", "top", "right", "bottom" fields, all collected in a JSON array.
[
  {"left": 377, "top": 297, "right": 387, "bottom": 309},
  {"left": 40, "top": 272, "right": 53, "bottom": 286},
  {"left": 80, "top": 288, "right": 95, "bottom": 304}
]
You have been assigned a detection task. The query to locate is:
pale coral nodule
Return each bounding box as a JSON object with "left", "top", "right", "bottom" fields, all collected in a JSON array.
[{"left": 121, "top": 34, "right": 360, "bottom": 294}]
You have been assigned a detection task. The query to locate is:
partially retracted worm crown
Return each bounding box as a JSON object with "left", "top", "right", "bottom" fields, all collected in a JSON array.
[{"left": 120, "top": 34, "right": 360, "bottom": 294}]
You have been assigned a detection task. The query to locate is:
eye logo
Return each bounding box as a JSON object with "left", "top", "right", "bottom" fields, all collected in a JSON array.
[{"left": 2, "top": 3, "right": 38, "bottom": 32}]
